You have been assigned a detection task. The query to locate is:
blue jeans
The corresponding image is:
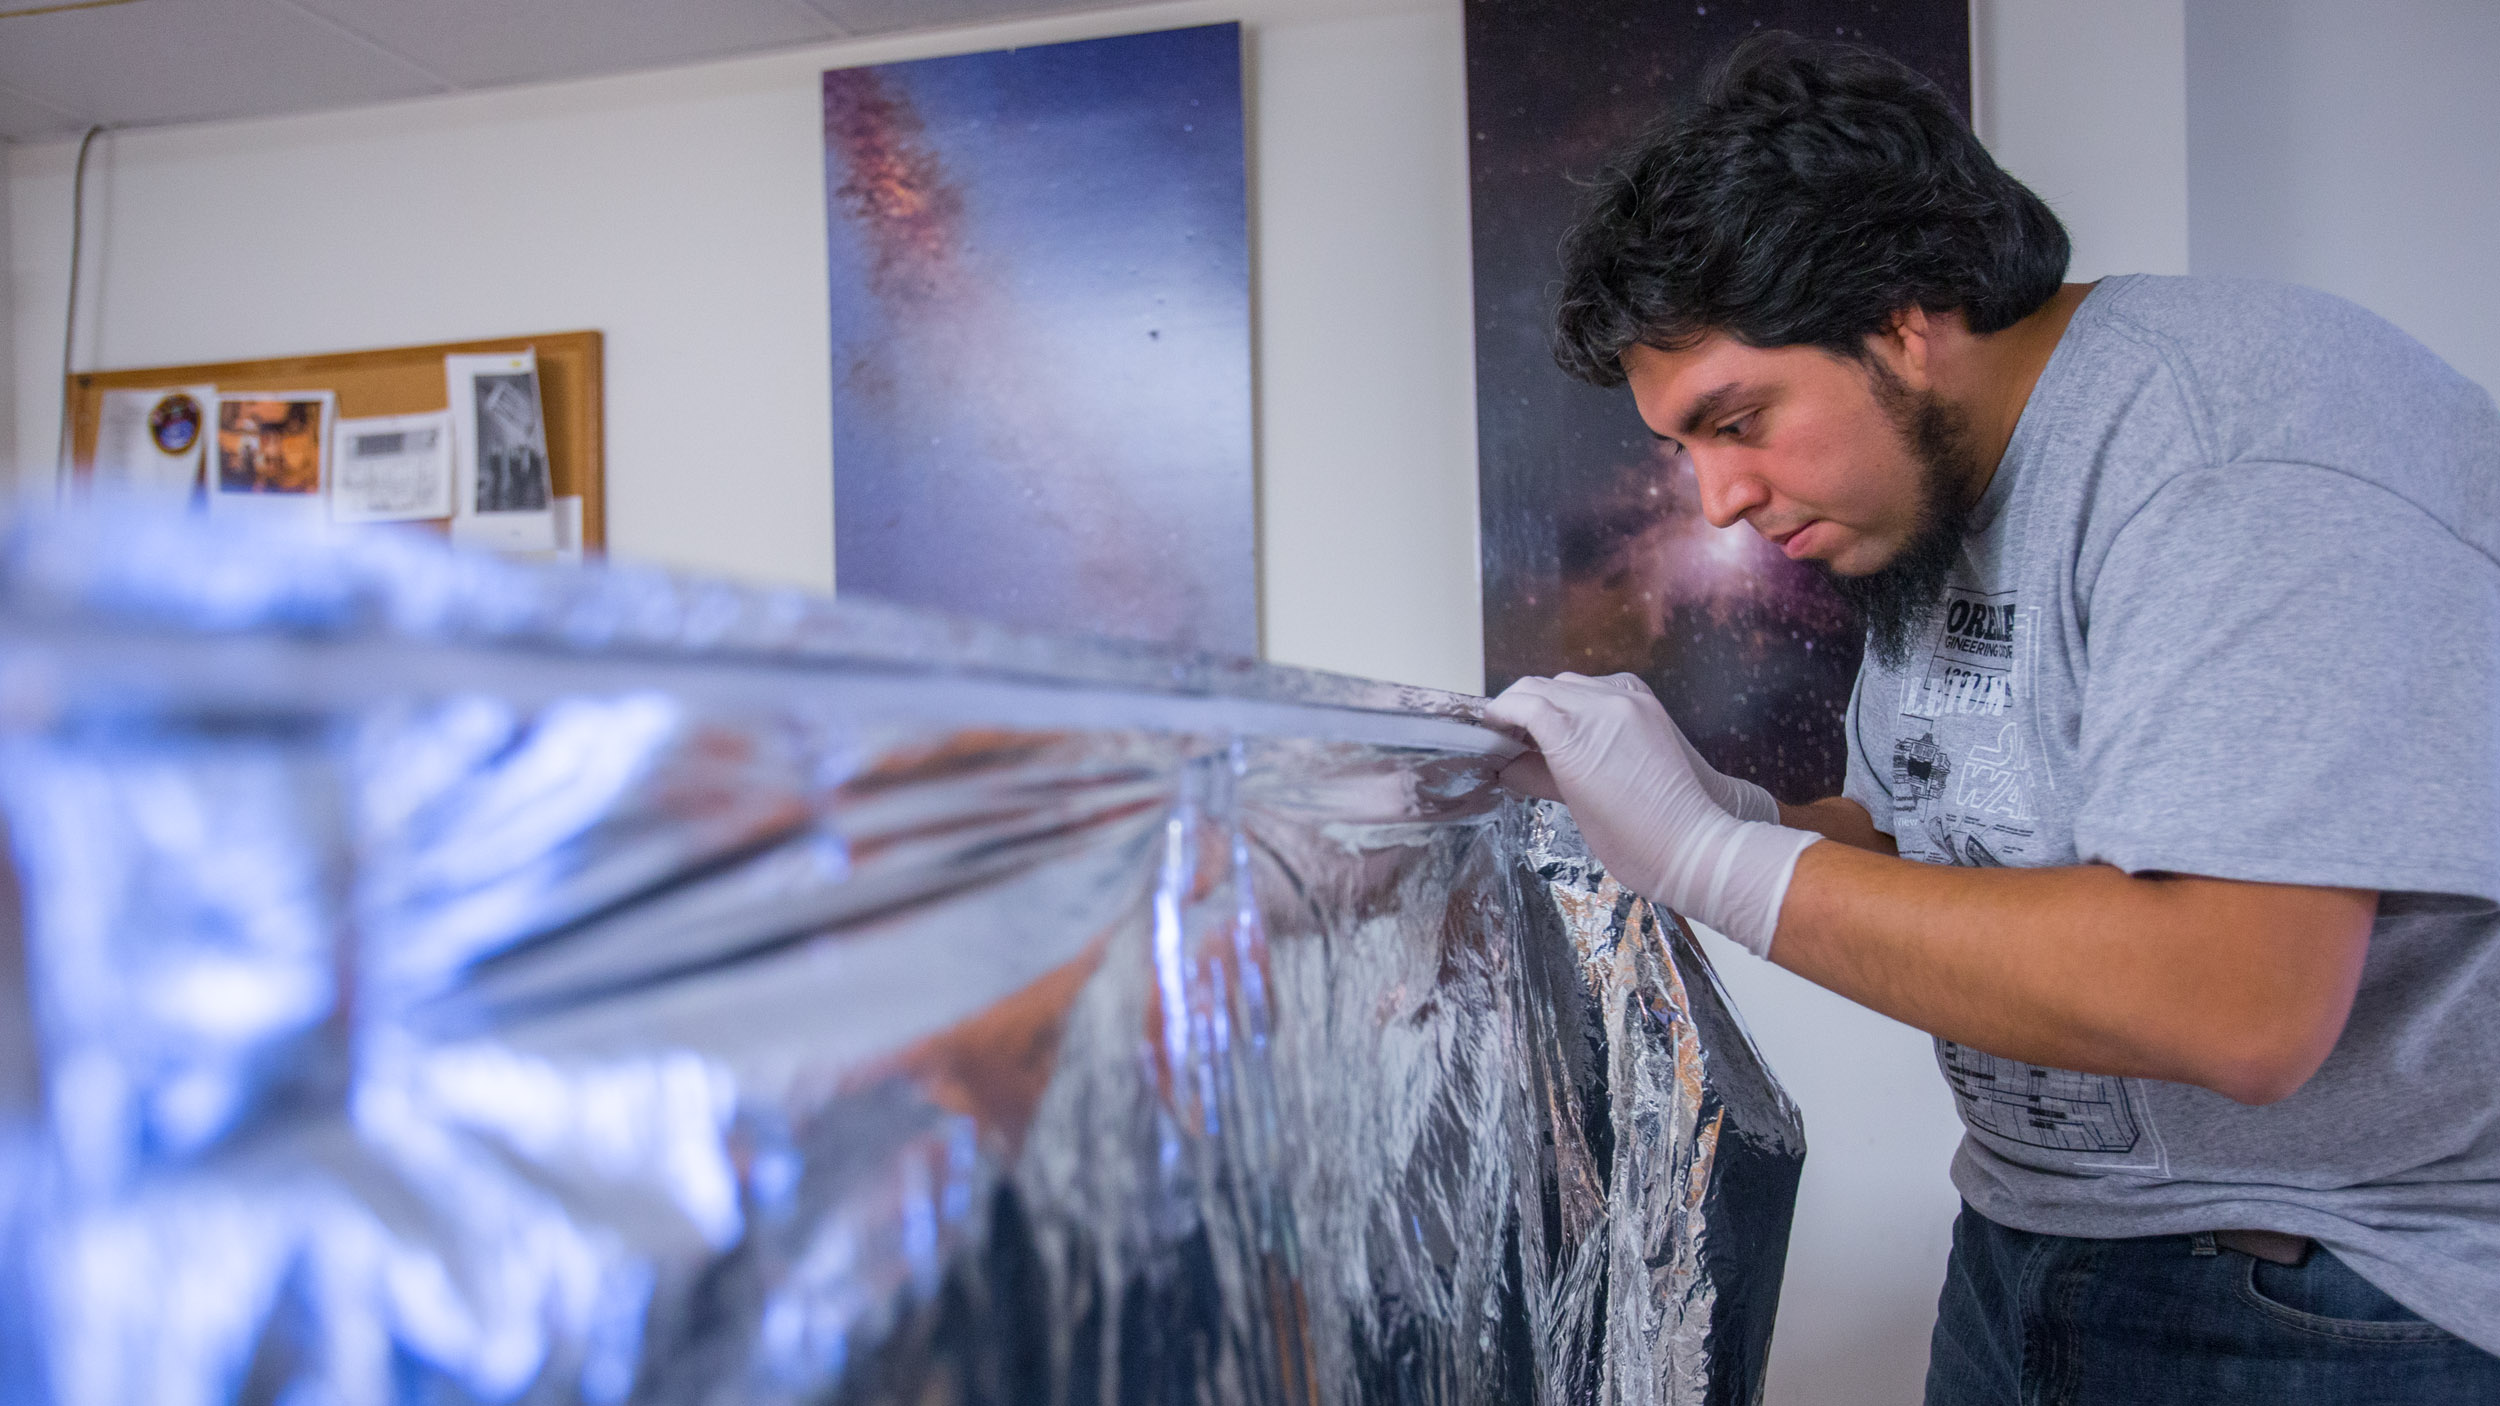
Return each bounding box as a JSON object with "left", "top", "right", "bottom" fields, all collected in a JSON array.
[{"left": 1924, "top": 1204, "right": 2500, "bottom": 1405}]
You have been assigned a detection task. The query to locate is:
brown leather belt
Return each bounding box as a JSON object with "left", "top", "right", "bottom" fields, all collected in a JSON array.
[{"left": 2213, "top": 1228, "right": 2313, "bottom": 1266}]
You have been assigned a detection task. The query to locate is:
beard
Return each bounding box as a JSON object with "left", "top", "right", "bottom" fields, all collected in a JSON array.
[{"left": 1812, "top": 366, "right": 1988, "bottom": 669}]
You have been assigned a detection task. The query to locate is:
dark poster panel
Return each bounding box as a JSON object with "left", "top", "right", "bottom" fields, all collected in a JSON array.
[{"left": 1469, "top": 1, "right": 1969, "bottom": 801}]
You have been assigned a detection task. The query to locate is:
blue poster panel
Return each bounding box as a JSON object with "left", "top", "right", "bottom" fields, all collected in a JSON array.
[
  {"left": 1468, "top": 2, "right": 1969, "bottom": 799},
  {"left": 824, "top": 24, "right": 1256, "bottom": 655}
]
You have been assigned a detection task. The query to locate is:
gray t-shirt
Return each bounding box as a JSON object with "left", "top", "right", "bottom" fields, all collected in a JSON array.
[{"left": 1841, "top": 274, "right": 2500, "bottom": 1352}]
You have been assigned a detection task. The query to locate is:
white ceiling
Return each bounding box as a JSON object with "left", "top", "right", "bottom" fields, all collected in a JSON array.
[{"left": 0, "top": 0, "right": 1163, "bottom": 144}]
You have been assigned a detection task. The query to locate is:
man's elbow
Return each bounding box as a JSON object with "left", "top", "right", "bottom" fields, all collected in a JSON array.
[
  {"left": 2190, "top": 1019, "right": 2346, "bottom": 1106},
  {"left": 2160, "top": 882, "right": 2374, "bottom": 1106},
  {"left": 2202, "top": 1052, "right": 2325, "bottom": 1107}
]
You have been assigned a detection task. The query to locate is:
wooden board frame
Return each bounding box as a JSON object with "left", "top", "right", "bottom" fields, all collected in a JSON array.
[{"left": 66, "top": 331, "right": 604, "bottom": 550}]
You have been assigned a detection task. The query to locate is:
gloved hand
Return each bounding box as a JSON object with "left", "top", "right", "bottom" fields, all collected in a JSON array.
[
  {"left": 1489, "top": 675, "right": 1782, "bottom": 825},
  {"left": 1484, "top": 672, "right": 1819, "bottom": 958}
]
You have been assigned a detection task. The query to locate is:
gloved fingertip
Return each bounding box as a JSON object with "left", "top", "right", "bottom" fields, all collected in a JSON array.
[{"left": 1481, "top": 694, "right": 1543, "bottom": 732}]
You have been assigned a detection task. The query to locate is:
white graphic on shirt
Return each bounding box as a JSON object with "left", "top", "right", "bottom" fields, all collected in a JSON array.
[
  {"left": 1955, "top": 722, "right": 2037, "bottom": 824},
  {"left": 1902, "top": 590, "right": 2020, "bottom": 721},
  {"left": 1939, "top": 1042, "right": 2142, "bottom": 1153},
  {"left": 1893, "top": 584, "right": 2162, "bottom": 1170},
  {"left": 1891, "top": 732, "right": 1951, "bottom": 813}
]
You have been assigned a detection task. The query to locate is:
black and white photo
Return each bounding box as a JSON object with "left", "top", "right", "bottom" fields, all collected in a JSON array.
[
  {"left": 446, "top": 350, "right": 559, "bottom": 552},
  {"left": 470, "top": 371, "right": 550, "bottom": 514}
]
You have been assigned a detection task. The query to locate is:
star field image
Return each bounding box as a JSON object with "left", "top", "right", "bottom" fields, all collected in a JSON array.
[{"left": 823, "top": 26, "right": 1256, "bottom": 655}]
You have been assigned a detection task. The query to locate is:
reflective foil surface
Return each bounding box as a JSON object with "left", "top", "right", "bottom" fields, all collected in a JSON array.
[{"left": 0, "top": 513, "right": 1802, "bottom": 1405}]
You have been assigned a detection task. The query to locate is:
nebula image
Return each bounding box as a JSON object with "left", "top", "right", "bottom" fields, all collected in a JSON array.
[
  {"left": 1551, "top": 440, "right": 1864, "bottom": 800},
  {"left": 823, "top": 69, "right": 965, "bottom": 306},
  {"left": 1467, "top": 0, "right": 1970, "bottom": 800},
  {"left": 823, "top": 25, "right": 1255, "bottom": 656}
]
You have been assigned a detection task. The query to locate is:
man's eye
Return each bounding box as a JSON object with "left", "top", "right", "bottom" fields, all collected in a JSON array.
[{"left": 1716, "top": 414, "right": 1754, "bottom": 439}]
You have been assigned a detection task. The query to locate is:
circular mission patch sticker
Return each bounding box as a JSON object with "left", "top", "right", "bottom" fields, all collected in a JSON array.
[{"left": 149, "top": 393, "right": 202, "bottom": 455}]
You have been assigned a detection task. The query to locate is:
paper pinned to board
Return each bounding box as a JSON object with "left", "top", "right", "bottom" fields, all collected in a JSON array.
[
  {"left": 91, "top": 386, "right": 213, "bottom": 500},
  {"left": 208, "top": 391, "right": 335, "bottom": 525},
  {"left": 554, "top": 493, "right": 583, "bottom": 564},
  {"left": 446, "top": 350, "right": 557, "bottom": 553},
  {"left": 331, "top": 410, "right": 455, "bottom": 523},
  {"left": 494, "top": 495, "right": 588, "bottom": 566}
]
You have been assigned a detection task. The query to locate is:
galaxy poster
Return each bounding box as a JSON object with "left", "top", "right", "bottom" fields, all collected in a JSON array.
[
  {"left": 823, "top": 25, "right": 1256, "bottom": 655},
  {"left": 1467, "top": 1, "right": 1968, "bottom": 800}
]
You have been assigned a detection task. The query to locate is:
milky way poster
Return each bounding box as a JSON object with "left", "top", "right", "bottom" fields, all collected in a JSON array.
[
  {"left": 824, "top": 25, "right": 1254, "bottom": 654},
  {"left": 1469, "top": 1, "right": 1968, "bottom": 801}
]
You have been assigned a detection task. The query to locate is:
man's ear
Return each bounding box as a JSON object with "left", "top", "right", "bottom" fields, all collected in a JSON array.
[{"left": 1871, "top": 305, "right": 1939, "bottom": 390}]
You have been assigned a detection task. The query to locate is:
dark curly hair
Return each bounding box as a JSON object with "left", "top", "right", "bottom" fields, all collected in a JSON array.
[{"left": 1552, "top": 33, "right": 2070, "bottom": 386}]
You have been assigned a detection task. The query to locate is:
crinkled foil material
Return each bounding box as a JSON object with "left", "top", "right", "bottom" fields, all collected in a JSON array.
[{"left": 0, "top": 512, "right": 1802, "bottom": 1405}]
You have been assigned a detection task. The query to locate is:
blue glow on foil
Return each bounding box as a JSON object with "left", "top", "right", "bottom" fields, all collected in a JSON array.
[{"left": 0, "top": 510, "right": 1803, "bottom": 1404}]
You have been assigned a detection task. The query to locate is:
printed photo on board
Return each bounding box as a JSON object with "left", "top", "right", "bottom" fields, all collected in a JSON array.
[
  {"left": 472, "top": 373, "right": 551, "bottom": 514},
  {"left": 213, "top": 395, "right": 330, "bottom": 496},
  {"left": 446, "top": 351, "right": 558, "bottom": 553},
  {"left": 332, "top": 409, "right": 456, "bottom": 523}
]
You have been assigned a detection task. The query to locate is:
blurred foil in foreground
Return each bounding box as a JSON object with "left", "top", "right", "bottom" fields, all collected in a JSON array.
[{"left": 0, "top": 512, "right": 1802, "bottom": 1405}]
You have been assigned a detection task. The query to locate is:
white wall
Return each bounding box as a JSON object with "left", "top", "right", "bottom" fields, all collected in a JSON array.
[
  {"left": 0, "top": 7, "right": 2199, "bottom": 1404},
  {"left": 2186, "top": 0, "right": 2500, "bottom": 395},
  {"left": 0, "top": 151, "right": 14, "bottom": 477},
  {"left": 1979, "top": 0, "right": 2190, "bottom": 280}
]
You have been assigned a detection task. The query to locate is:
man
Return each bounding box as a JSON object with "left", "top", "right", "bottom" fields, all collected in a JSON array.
[{"left": 1485, "top": 34, "right": 2500, "bottom": 1404}]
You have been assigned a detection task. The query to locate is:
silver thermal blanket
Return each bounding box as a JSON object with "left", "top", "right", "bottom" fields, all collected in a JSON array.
[{"left": 0, "top": 514, "right": 1802, "bottom": 1405}]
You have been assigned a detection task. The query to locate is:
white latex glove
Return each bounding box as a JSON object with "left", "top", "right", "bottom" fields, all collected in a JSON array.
[
  {"left": 1490, "top": 674, "right": 1783, "bottom": 825},
  {"left": 1485, "top": 672, "right": 1819, "bottom": 958}
]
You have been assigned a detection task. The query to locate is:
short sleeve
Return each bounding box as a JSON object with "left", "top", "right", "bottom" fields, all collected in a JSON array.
[
  {"left": 1840, "top": 663, "right": 1897, "bottom": 836},
  {"left": 2072, "top": 463, "right": 2500, "bottom": 905}
]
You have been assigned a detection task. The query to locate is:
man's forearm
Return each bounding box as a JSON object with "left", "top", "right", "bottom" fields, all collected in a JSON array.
[
  {"left": 1777, "top": 796, "right": 1896, "bottom": 854},
  {"left": 1768, "top": 841, "right": 2374, "bottom": 1104}
]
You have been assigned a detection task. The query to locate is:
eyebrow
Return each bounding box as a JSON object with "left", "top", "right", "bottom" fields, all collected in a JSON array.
[{"left": 1675, "top": 381, "right": 1750, "bottom": 438}]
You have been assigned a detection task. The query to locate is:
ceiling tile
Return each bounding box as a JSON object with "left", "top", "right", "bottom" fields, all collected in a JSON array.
[
  {"left": 286, "top": 0, "right": 842, "bottom": 90},
  {"left": 0, "top": 0, "right": 1180, "bottom": 143},
  {"left": 0, "top": 0, "right": 446, "bottom": 136},
  {"left": 818, "top": 0, "right": 1147, "bottom": 41}
]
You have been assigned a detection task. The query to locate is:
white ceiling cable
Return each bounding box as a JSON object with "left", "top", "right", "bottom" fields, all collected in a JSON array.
[{"left": 53, "top": 124, "right": 105, "bottom": 488}]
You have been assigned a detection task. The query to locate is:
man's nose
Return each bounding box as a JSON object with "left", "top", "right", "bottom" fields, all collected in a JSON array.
[{"left": 1689, "top": 454, "right": 1769, "bottom": 530}]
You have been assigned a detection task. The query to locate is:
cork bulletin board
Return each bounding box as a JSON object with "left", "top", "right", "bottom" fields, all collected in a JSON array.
[{"left": 64, "top": 330, "right": 605, "bottom": 550}]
